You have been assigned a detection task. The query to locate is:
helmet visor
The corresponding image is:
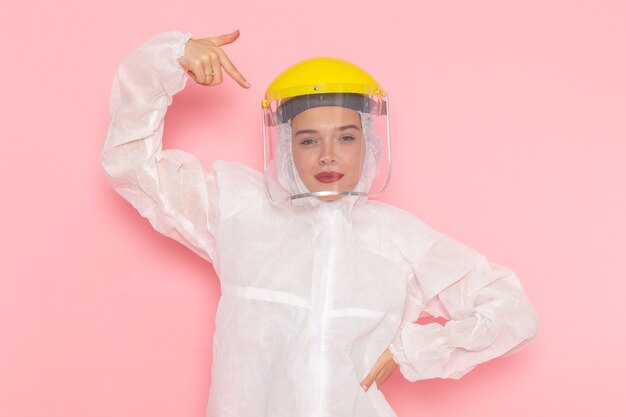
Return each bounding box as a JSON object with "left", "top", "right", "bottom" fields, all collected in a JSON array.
[{"left": 262, "top": 92, "right": 390, "bottom": 202}]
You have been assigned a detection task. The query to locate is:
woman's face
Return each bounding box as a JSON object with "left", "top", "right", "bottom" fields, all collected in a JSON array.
[{"left": 290, "top": 106, "right": 366, "bottom": 201}]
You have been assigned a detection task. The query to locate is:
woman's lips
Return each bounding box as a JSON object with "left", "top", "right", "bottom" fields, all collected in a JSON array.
[{"left": 314, "top": 171, "right": 344, "bottom": 183}]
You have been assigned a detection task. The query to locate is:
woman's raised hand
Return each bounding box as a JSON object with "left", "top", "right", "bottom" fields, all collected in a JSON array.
[{"left": 177, "top": 30, "right": 250, "bottom": 88}]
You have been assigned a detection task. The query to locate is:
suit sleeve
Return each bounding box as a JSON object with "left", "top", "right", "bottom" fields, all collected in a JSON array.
[
  {"left": 388, "top": 232, "right": 538, "bottom": 381},
  {"left": 100, "top": 31, "right": 218, "bottom": 263}
]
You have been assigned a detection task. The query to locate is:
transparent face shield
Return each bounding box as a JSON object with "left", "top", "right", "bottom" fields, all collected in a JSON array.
[{"left": 262, "top": 92, "right": 390, "bottom": 203}]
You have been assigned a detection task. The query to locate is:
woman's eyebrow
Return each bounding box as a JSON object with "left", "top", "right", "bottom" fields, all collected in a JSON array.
[
  {"left": 294, "top": 129, "right": 319, "bottom": 136},
  {"left": 294, "top": 124, "right": 361, "bottom": 136},
  {"left": 337, "top": 124, "right": 361, "bottom": 131}
]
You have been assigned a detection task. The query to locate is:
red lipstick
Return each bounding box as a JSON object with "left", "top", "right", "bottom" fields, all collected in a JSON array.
[{"left": 314, "top": 171, "right": 344, "bottom": 183}]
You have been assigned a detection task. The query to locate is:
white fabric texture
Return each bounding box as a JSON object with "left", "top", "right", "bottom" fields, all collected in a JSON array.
[{"left": 100, "top": 31, "right": 538, "bottom": 417}]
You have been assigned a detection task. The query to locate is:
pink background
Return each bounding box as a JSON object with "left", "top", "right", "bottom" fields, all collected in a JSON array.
[{"left": 2, "top": 1, "right": 625, "bottom": 416}]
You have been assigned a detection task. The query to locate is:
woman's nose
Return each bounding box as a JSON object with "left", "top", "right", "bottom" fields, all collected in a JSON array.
[{"left": 318, "top": 142, "right": 337, "bottom": 165}]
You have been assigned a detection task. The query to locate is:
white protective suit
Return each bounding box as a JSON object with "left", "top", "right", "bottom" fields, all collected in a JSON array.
[{"left": 100, "top": 31, "right": 538, "bottom": 417}]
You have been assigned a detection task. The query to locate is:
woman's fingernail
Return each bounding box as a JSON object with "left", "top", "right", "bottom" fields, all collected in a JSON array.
[{"left": 361, "top": 384, "right": 368, "bottom": 391}]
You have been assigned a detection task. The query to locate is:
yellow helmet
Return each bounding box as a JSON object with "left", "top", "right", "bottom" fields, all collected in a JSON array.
[
  {"left": 263, "top": 57, "right": 387, "bottom": 125},
  {"left": 263, "top": 57, "right": 386, "bottom": 104}
]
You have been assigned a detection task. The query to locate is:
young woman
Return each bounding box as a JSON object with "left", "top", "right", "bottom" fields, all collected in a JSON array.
[{"left": 100, "top": 30, "right": 538, "bottom": 417}]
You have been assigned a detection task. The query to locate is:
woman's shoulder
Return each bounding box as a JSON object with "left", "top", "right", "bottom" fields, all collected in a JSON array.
[
  {"left": 357, "top": 200, "right": 443, "bottom": 258},
  {"left": 363, "top": 200, "right": 486, "bottom": 264},
  {"left": 362, "top": 200, "right": 433, "bottom": 232},
  {"left": 212, "top": 160, "right": 264, "bottom": 184},
  {"left": 210, "top": 160, "right": 268, "bottom": 215}
]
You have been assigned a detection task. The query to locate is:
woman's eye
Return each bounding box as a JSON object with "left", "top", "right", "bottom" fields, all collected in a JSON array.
[
  {"left": 299, "top": 138, "right": 316, "bottom": 145},
  {"left": 340, "top": 135, "right": 356, "bottom": 142}
]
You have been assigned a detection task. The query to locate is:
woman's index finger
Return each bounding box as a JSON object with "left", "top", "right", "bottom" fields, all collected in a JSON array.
[{"left": 218, "top": 50, "right": 250, "bottom": 88}]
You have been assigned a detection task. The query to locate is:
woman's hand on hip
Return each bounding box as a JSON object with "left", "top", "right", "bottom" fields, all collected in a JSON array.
[
  {"left": 177, "top": 30, "right": 250, "bottom": 88},
  {"left": 360, "top": 347, "right": 398, "bottom": 391}
]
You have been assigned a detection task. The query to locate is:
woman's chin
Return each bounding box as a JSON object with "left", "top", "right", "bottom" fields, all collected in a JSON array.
[
  {"left": 311, "top": 188, "right": 355, "bottom": 202},
  {"left": 316, "top": 194, "right": 343, "bottom": 202},
  {"left": 304, "top": 181, "right": 359, "bottom": 202}
]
